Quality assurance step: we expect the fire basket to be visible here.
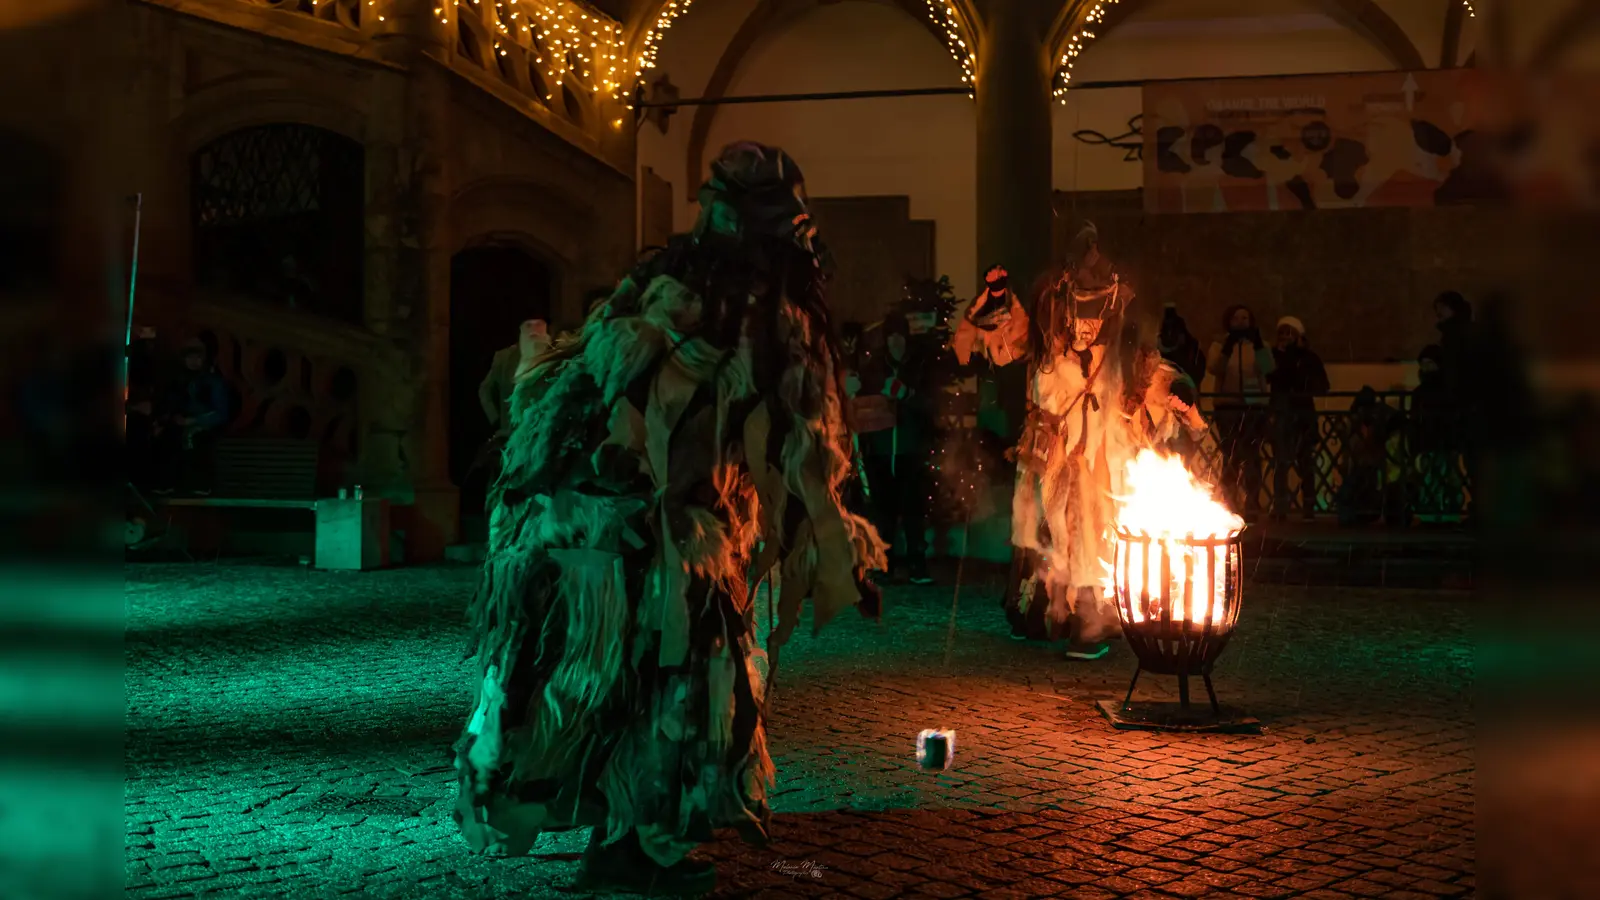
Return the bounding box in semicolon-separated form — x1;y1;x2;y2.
1111;526;1244;715
1096;451;1259;732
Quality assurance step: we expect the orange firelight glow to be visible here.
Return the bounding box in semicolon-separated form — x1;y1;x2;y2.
1105;450;1244;628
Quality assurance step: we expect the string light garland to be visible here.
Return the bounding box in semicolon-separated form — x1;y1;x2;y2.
1055;0;1475;102
1053;0;1119;104
442;0;627;102
630;0;694;109
922;0;976;94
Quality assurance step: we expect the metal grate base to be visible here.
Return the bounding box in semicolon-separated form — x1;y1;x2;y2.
1096;699;1263;734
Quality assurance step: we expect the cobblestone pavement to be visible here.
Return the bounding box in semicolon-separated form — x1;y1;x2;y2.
126;561;1473;899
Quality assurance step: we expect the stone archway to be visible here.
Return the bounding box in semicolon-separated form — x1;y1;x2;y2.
447;241;555;538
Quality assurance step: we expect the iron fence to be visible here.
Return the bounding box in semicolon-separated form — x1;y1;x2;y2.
1191;391;1473;524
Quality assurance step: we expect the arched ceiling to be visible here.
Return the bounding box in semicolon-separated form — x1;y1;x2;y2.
680;0;974;191
615;0;1493;98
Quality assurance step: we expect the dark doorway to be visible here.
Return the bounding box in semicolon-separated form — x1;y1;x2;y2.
449;244;553;540
0;130;63;299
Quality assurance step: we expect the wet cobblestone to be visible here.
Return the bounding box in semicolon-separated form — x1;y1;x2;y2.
126;561;1472;898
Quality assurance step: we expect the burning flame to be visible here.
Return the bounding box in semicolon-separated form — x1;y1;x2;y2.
1104;451;1244;627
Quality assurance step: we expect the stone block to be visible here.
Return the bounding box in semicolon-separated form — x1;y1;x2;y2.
314;498;391;571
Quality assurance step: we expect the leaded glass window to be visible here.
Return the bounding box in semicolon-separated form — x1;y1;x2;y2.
191;125;364;324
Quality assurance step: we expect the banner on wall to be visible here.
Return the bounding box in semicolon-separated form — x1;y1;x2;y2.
1141;69;1600;214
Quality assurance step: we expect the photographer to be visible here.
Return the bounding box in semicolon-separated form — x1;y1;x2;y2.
1206;305;1275;520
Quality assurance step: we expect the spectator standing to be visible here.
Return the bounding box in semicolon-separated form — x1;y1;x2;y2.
1206;305;1275;520
1337;387;1406;526
151;339;231;496
1433;291;1474;393
1409;345;1466;522
478;319;550;436
859;313;935;585
1157;304;1207;385
1267;316;1329;521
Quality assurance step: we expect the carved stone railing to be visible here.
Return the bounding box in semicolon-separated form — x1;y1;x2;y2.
240;0;364;29
188;295;406;493
139;0;628;164
449;0;626;132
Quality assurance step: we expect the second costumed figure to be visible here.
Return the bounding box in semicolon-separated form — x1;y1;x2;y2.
954;225;1142;658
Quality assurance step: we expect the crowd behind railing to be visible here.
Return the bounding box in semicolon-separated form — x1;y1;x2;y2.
1190;391;1472;526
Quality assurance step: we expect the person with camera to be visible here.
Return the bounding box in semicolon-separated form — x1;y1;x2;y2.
1206;305;1275;520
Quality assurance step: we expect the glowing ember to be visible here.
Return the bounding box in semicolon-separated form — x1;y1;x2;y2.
1105;450;1244;628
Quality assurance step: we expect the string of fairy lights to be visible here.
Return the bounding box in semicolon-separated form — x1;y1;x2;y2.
1054;0;1119;104
630;0;694;108
1054;0;1477;103
921;0;976;94
436;0;627;102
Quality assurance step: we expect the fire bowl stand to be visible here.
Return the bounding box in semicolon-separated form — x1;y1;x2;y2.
1098;529;1262;734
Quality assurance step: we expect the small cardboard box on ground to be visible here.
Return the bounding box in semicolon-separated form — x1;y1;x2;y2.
315;497;392;570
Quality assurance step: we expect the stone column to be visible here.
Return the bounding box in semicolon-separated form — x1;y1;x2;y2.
971;0;1054;441
372;0;459;561
972;0;1054;296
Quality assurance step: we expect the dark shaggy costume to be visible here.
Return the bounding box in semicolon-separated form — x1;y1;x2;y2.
452;144;885;888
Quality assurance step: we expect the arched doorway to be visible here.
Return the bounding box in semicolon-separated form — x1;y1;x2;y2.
449;243;553;539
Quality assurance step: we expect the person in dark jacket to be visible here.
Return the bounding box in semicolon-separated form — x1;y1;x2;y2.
152;339;232;495
859;313;936;584
1267;316;1329;521
1433;292;1474;396
1337;387;1405;526
1409;345;1465;522
1157;304;1207;386
1206;304;1276;520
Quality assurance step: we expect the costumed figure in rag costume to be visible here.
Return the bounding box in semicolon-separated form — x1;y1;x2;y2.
955;226;1144;659
452;142;887;895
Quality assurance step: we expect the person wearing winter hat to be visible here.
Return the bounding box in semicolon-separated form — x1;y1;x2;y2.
1267;316;1329;521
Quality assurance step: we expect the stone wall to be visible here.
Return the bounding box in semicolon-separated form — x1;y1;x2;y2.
809;195;936;325
1053;190;1515;365
91;2;636;560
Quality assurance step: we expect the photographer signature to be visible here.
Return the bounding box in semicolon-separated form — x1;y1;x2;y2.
770;859;827;880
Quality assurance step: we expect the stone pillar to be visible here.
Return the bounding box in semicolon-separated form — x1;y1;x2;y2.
372;0;459;561
972;0;1054;442
973;0;1054;296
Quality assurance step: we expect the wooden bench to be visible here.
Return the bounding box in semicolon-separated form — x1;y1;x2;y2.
162;439;390;570
165;438;320;510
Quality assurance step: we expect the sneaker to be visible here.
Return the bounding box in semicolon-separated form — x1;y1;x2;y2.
1064;641;1110;661
151;487;174;496
192;487;213;497
908;561;933;585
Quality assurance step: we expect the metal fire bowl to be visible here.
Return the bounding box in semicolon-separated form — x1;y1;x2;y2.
1120;622;1237;676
